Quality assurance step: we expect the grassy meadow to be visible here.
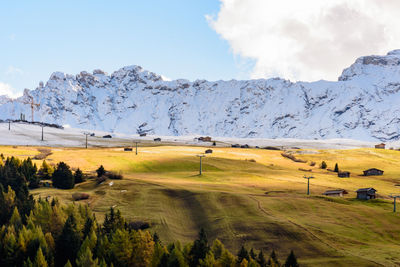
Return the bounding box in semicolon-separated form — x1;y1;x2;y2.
1;145;400;266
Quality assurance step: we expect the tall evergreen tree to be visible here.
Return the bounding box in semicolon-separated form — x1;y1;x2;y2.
74;168;84;184
257;250;267;267
268;250;280;267
56;214;81;266
189;228;209;267
33;247;48;267
102;207;125;235
237;245;250;263
284;250;299;267
334;163;339;172
52;162;74;189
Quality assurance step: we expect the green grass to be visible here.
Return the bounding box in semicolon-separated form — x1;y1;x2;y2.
3;145;400;266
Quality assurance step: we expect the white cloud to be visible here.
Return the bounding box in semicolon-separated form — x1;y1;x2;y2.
207;0;400;81
5;66;23;76
9;34;16;41
0;82;22;98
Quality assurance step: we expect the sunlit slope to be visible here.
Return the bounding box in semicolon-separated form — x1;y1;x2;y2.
2;145;400;266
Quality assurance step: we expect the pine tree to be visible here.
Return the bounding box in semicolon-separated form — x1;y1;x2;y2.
74;168;84;184
268;250;280;266
33;247;48;267
284;250;299;267
102;207;125;235
334;163;339;172
189;228;209;267
257;250;267;267
38;160;53;180
9;206;22;229
168;247;186;267
96;166;106;178
55;214;81;266
52;162;74;189
76;245;98;267
237;245;250;263
249;248;256;260
211;239;224;260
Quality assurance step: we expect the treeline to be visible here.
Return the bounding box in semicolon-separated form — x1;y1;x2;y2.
0;155;299;266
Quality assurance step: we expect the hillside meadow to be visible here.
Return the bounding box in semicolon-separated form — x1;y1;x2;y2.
1;145;400;266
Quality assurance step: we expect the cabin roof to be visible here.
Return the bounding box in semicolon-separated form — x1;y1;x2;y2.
356;187;377;193
323;189;348;195
363;168;383;172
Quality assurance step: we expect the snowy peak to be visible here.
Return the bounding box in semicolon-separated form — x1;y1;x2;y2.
1;51;400;141
339;50;400;81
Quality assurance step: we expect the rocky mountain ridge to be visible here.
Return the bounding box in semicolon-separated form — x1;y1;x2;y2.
1;51;400;141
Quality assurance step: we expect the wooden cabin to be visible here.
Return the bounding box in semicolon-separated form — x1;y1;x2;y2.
124;148;133;151
338;171;350;178
356;188;377;200
323;189;348;197
375;143;386;149
205;149;213;154
154;138;161;142
363;168;384;176
199;136;212;142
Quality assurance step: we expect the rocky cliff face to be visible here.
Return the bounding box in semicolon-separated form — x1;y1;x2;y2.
1;51;400;141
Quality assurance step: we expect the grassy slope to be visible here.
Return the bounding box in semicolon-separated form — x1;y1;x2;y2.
1;145;400;266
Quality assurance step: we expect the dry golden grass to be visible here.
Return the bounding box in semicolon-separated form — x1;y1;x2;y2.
2;145;400;266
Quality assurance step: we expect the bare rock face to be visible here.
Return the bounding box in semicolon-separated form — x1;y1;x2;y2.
1;50;400;141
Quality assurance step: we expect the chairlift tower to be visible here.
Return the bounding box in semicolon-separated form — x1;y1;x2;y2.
196;154;206;175
84;133;91;149
41;123;44;141
389;194;400;212
303;175;315;195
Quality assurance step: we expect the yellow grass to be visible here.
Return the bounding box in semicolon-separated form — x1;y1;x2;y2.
2;145;400;266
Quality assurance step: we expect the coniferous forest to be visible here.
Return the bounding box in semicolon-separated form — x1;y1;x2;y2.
0;155;299;267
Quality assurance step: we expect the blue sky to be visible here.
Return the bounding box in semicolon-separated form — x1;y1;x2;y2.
0;0;248;96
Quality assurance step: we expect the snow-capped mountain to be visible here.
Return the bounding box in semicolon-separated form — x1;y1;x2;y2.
1;50;400;141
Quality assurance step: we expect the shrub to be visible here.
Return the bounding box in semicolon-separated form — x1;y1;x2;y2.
321;161;327;169
96;176;107;184
126;221;150;230
309;161;316;166
71;192;90;201
33;148;52;160
105;171;123;180
96;165;106;177
74;168;84;183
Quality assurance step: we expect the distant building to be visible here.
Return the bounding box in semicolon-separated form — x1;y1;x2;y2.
124;148;133;151
338;171;350;178
323;189;348;197
205;149;213;154
375;143;386;149
199;136;212;142
154;138;161;141
103;135;112;138
363;168;384;176
356;188;377;200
